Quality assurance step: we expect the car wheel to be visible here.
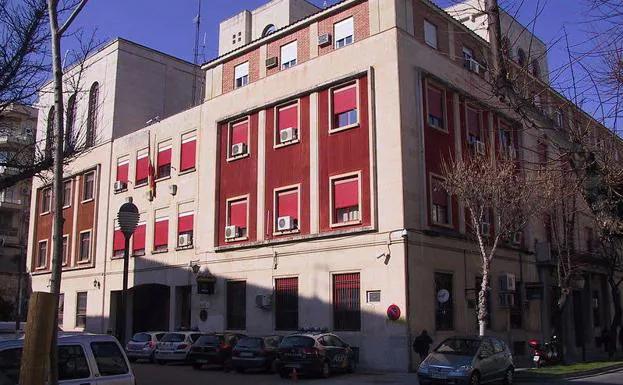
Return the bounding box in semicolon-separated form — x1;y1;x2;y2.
503;367;514;385
223;359;232;372
192;363;203;370
267;360;277;373
156;360;165;366
470;372;480;385
149;354;155;364
347;358;356;373
321;361;331;378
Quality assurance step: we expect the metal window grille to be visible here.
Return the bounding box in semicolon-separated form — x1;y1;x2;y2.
435;273;454;330
333;273;360;331
226;281;246;330
275;277;298;330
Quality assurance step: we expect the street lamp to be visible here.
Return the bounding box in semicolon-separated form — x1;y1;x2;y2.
117;198;139;345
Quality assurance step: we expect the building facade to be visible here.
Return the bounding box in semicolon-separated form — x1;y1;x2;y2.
27;0;618;371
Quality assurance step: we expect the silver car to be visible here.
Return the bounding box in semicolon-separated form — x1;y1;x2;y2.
417;336;514;385
125;331;166;363
154;331;203;365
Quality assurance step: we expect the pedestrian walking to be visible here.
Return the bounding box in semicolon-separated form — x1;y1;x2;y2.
413;330;433;361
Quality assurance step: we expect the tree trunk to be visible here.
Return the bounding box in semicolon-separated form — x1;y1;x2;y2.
478;258;492;336
553;291;568;364
46;1;65;384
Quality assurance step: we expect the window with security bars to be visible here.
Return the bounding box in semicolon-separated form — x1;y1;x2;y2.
435;272;454;331
333;273;360;331
227;281;246;330
76;292;87;328
510;281;523;329
275;277;298;330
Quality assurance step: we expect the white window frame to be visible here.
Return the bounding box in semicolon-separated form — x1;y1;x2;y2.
225;194;250;242
227;117;251;161
329;80;360;134
429;173;452;227
75;291;87;329
40;187;51;215
424;20;438;49
82;171;95;203
280;41;298;69
153;215;170;253
62;234;69;266
133;220;147;257
329;171;362;228
156;140;173;181
234;62;249;88
424;79;448;133
273;100;301;148
77;229;92;264
135;148;149;187
36;239;48;270
273;184;301;235
180;131;198;173
62;180;72;208
334;17;354;49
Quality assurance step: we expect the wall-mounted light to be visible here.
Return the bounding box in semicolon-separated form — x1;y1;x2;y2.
170;184;178;196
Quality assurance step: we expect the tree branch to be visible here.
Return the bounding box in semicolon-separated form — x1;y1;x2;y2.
58;0;88;35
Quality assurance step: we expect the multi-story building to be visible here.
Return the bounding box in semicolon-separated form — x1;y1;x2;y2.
0;104;37;318
27;0;617;371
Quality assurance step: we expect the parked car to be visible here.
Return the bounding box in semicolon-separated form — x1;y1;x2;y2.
188;332;246;370
154;331;203;365
125;331;166;363
417;336;514;385
231;335;283;373
276;331;357;379
0;333;135;385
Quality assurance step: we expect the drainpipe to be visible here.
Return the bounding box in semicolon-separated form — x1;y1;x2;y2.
403;229;413;372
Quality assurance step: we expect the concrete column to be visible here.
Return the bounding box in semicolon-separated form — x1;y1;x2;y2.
257;110;266;240
259;45;267;79
168;285;176;331
309;22;319;59
309;93;319;233
453;93;465;233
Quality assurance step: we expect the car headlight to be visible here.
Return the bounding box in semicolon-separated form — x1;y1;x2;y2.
418;362;430;373
450;365;472;376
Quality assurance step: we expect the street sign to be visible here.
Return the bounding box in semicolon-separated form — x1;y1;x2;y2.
387;304;401;321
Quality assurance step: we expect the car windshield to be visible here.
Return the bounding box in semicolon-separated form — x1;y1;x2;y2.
131;333;151;342
197;335;222;345
237;337;262;348
280;336;315;348
434;338;481;356
161;333;185;343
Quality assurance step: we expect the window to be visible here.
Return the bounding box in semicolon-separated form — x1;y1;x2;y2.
62;235;68;265
538;142;548;164
234;62;249;88
331;175;360;225
76;292;87;328
554;109;564;128
276;103;299;145
585;227;593;252
62;180;72;207
226;281;246;330
435;272;454;330
86;82;99;147
499;127;512;149
229;119;249;158
474;276;491;329
135;149;149;186
275;277;299;330
333;273;360;331
426;84;444;129
157;142;172;179
177;211;194;246
82;171;95;201
46;106;55;159
116;157;129;183
180;133;197;172
90;341;129;376
79;231;91;262
510;281;523;329
37;240;47;269
227;198;248;238
280;41;297;69
154;216;169;252
41;188;51;213
531;59;540;78
466;106;481;143
58;293;64;326
275;188;299;232
431;177;450;225
262;24;277;37
462;46;473;69
331;83;358;130
66;93;77;150
113;226;124;258
424;20;438;49
58;345;90;380
334;17;354;48
517;48;526;66
133;221;146;256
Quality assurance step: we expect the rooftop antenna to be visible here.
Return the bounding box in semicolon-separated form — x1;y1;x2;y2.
191;0;202;106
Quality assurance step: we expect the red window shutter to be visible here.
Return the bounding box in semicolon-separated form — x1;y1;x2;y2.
178;212;194;234
157;147;171;167
467;109;479;136
277;190;298;218
276;277;298;292
154;218;169;247
133;223;146;251
229;200;247;228
180;138;196;171
427;87;443;117
231;122;248;145
113;229;124;252
116;162;129;183
333;86;357;114
278;105;298;130
334;178;359;209
334;273;360;290
431;178;447;205
136;156;148;182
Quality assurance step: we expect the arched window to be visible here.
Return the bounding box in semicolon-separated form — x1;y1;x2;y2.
262;24;276;37
86;82;98;148
65;93;77;151
531;59;541;78
517;48;526;67
46;107;55;159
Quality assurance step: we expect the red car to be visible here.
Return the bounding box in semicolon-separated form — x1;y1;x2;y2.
188;333;245;370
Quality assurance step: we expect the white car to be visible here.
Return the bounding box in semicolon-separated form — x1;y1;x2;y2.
0;333;136;385
154;331;203;365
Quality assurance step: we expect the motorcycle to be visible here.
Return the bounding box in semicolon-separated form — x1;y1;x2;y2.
528;336;560;367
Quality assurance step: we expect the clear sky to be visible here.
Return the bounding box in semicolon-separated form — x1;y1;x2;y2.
66;0;605;122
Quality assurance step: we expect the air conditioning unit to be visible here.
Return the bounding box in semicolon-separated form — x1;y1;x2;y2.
255;294;272;310
473;140;485;155
500;273;517;292
480;222;490;236
499;293;516;307
279;127;297;143
277;216;295;231
113;180;127;192
266;56;278;69
469;59;481;73
512;231;522;245
231;143;247;157
507;146;517;159
225;225;239;240
178;233;193;247
318;33;331;47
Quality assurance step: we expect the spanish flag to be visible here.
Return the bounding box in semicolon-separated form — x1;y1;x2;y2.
148;135;156;199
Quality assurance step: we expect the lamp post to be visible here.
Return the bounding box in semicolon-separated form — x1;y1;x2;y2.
117;199;139;345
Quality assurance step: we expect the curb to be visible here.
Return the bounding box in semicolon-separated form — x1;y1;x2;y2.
516;363;623;382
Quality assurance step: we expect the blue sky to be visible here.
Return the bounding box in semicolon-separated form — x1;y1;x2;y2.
67;0;604;120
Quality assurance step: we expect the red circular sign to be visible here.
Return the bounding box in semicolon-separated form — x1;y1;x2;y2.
387;304;401;320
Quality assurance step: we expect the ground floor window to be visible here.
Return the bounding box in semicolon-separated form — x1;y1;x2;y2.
226;281;246;330
333;273;360;331
510;282;523;329
275;277;298;330
435;272;454;330
76;292;87;328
